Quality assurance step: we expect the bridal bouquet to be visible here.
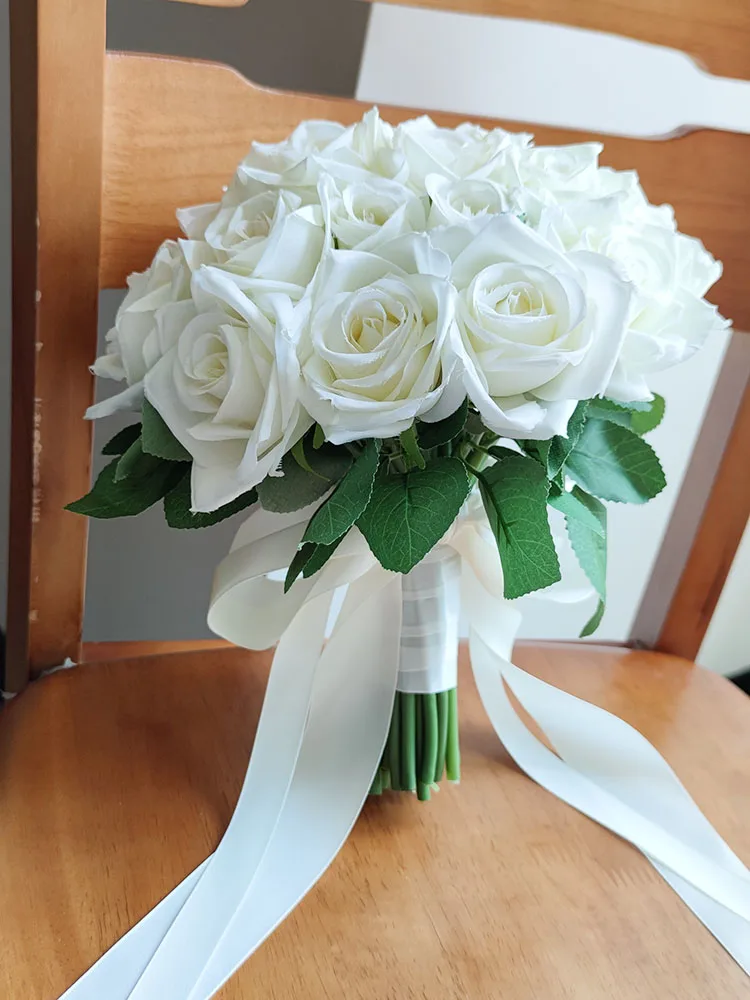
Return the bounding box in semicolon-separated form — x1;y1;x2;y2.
71;110;725;801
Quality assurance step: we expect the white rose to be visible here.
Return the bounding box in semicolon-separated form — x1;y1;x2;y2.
399;117;526;192
176;202;221;240
144;267;310;511
532;171;672;255
445;215;633;438
514;142;603;197
586;166;676;231
498;142;607;228
425;174;509;231
215;195;326;290
178;179;325;288
87;239;211;418
315;108;409;184
176;182;309;245
202;184;304;253
298;234;463;443
237;119;345;189
604;228;727;399
608;291;726;401
536;191;727;400
319;173;427;251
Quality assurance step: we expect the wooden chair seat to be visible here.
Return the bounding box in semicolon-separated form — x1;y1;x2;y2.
1;644;748;999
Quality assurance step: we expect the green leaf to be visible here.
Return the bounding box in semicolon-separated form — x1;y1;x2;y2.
566;419;666;504
142;399;192;462
549;487;606;538
552;486;607;637
417;398;469;449
302;440;380;546
548;472;565;498
312;424;326;450
587;396;665;435
561;489;607;594
602;397;652;412
568;522;606;603
357;457;472;573
522;401;588;479
283;535;345;592
477;454;561;599
257;445;353;513
399;424;426;470
101;424;141;456
115;436;162;483
163;472;257;529
303;536;346;577
587;399;634;429
291;437;317;474
66;457;184;519
631;394;665;435
284;544;317;593
580;600;606;638
465;410;486;436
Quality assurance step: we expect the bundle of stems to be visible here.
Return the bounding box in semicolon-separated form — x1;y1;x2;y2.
370;689;460;801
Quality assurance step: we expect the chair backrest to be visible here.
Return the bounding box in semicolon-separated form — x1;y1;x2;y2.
6;0;749;690
365;0;750;78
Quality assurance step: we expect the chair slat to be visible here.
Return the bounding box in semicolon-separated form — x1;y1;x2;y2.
657;377;750;659
361;0;750;80
102;53;750;332
170;0;249;5
6;0;106;688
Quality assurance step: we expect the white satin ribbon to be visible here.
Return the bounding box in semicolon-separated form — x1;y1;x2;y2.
60;505;750;999
398;549;461;694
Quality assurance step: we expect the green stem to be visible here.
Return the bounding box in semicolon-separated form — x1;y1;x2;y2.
399;424;426;470
417;780;432;801
434;690;450;783
420;694;439;789
400;693;417;792
465;448;492;472
415;693;423;781
388;692;401;792
446;687;461;782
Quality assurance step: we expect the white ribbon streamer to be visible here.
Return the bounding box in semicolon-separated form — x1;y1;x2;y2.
60;505;750;999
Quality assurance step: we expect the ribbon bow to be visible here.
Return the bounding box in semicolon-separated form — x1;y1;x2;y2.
62;506;750;999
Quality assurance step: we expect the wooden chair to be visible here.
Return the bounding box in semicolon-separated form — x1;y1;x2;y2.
3;0;749;996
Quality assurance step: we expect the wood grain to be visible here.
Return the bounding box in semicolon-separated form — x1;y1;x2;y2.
6;0;106;689
364;0;750;80
1;643;748;998
657;376;750;660
101;53;750;333
81;638;231;661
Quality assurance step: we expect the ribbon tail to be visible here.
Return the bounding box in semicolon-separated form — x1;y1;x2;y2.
469;630;750;973
125;589;336;999
185;567;403;1000
58;863;209;999
654;865;750;975
60;589;334;1000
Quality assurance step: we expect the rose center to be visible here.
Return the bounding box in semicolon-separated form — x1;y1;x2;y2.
491;281;546;318
350;194;392;227
189;332;230;400
449;185;502;218
243;212;273;239
347;302;402;352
